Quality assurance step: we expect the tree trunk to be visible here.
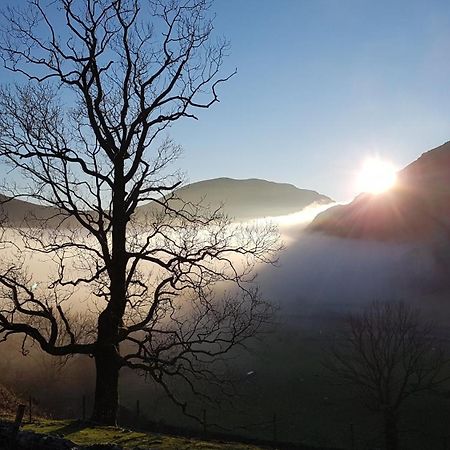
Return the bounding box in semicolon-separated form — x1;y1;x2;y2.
91;344;121;425
91;161;127;426
383;409;399;450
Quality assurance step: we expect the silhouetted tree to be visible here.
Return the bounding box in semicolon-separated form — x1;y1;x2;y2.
0;0;280;425
326;301;449;450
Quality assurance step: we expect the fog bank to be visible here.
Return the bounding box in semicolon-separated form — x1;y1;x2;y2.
256;202;450;324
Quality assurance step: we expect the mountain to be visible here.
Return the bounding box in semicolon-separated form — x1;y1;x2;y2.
0;178;332;227
137;177;333;220
0;194;64;227
308;141;450;241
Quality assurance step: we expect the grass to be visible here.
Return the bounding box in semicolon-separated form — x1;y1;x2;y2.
23;419;266;450
8;310;450;449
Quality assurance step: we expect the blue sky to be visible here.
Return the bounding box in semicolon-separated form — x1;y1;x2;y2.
172;0;450;200
3;0;450;201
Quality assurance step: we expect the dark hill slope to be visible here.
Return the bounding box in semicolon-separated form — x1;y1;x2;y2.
308;141;450;241
0;194;65;227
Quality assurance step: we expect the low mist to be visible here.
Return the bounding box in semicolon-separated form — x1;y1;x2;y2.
2;202;450;447
254;203;450;320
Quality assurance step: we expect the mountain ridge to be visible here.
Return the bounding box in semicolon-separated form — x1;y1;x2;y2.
308;141;450;241
138;177;332;220
0;178;333;226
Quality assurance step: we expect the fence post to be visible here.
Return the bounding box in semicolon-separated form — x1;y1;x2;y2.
350;423;355;450
10;404;26;449
136;400;140;424
272;412;277;443
28;395;33;423
82;395;86;421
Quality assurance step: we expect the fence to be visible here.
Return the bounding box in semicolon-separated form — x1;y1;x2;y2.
19;391;450;450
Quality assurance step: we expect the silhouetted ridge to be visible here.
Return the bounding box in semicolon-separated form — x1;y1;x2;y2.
138;177;333;220
0;194;67;227
1;178;332;227
308;141;450;241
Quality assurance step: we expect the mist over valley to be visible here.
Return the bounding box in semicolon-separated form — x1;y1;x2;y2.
2;144;450;448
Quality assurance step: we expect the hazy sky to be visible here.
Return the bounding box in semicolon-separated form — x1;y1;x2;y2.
2;0;450;201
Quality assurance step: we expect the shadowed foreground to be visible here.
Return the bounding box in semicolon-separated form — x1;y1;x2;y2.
2;419;263;450
0;418;345;450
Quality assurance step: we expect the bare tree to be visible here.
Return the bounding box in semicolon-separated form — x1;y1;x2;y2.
325;301;449;450
0;0;280;425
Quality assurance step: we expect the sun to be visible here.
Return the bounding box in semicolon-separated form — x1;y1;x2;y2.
356;157;397;195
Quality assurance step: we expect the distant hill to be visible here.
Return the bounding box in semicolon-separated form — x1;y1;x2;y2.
0;178;332;227
0;194;65;227
308;141;450;241
137;177;333;220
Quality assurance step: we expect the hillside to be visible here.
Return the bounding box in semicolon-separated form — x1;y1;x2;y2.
0;194;64;227
308;141;450;241
138;178;333;220
1;179;332;227
1;420;265;450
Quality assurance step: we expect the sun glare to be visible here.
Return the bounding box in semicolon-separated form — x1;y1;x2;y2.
356;158;397;195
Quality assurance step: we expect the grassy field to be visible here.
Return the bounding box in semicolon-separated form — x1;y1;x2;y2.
4;305;450;449
117;311;450;450
23;419;265;450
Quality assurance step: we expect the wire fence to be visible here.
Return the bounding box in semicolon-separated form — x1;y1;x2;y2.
19;392;450;450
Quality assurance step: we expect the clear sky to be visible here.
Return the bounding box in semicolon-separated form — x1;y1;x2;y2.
3;0;450;201
172;0;450;200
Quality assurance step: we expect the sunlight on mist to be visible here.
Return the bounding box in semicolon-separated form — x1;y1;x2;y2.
253;201;338;226
272;202;339;225
251;202;339;243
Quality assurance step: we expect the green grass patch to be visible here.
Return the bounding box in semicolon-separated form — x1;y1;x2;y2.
23;419;265;449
